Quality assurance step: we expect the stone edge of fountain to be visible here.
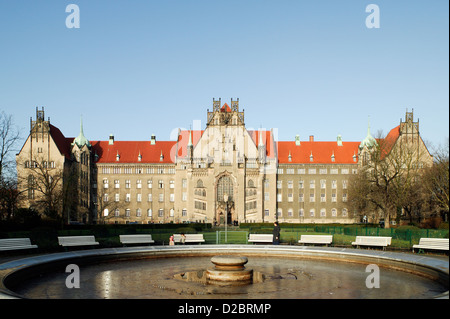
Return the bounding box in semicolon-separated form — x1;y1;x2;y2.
0;245;448;299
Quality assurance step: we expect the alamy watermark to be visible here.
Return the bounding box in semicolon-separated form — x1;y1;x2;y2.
65;4;80;29
65;264;80;288
365;264;380;288
366;4;380;29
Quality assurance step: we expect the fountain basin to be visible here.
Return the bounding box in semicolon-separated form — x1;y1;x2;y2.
0;245;448;299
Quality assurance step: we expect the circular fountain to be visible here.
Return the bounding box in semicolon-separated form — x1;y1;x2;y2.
0;245;448;299
206;255;252;284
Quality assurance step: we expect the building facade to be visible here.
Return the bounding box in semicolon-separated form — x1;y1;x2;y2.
16;100;432;225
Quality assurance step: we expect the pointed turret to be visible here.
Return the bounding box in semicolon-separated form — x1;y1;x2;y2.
359;116;377;150
187;130;194;160
72;116;91;148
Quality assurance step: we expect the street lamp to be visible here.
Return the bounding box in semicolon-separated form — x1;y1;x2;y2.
224;194;228;243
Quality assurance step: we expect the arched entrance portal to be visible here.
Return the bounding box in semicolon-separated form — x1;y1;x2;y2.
216;175;235;225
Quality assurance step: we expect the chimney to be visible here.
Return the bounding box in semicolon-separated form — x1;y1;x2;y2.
337;134;343;146
109;134;114;145
150;134;156;145
309;135;314;142
295;135;300;146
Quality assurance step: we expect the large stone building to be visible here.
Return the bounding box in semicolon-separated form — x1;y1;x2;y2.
16;100;432;225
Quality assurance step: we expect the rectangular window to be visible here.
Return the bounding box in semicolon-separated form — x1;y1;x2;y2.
277;193;282;202
331;180;337;189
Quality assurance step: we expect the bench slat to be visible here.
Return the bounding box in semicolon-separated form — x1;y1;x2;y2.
58;236;99;247
173;234;205;243
119;235;154;244
248;234;273;243
0;238;38;251
413;238;449;252
299;235;333;245
352;236;391;249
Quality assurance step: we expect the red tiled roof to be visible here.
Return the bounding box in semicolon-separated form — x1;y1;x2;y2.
176;130;204;158
91;141;177;164
49;124;73;159
379;125;400;159
220;103;231;112
277;140;360;164
248;130;276;158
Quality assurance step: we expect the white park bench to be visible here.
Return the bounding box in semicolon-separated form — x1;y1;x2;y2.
298;235;333;246
0;238;38;251
248;234;273;244
58;236;99;248
352;236;392;250
119;234;155;246
173;234;205;244
412;238;449;253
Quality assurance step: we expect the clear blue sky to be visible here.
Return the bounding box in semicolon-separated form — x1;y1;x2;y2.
1;0;448;151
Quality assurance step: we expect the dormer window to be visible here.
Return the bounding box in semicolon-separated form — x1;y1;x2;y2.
116;152;120;161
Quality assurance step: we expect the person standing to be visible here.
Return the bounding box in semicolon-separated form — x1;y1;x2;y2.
273;222;281;245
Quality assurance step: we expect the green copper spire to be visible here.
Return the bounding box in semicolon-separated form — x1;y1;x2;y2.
73;116;91;148
359;116;377;149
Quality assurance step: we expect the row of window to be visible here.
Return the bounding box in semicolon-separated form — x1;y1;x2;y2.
277;179;348;189
101;167;176;175
101;178;349;191
270;208;349;218
278;168;358;174
102;179;175;189
103;193;176;203
24;160;56;168
103;208;188;218
103;207;348;219
276;192;348;202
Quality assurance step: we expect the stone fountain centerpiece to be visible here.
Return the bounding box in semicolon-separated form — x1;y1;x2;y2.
206;255;253;284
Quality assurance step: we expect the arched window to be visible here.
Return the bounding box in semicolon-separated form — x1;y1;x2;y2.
217;175;233;202
197;179;204;188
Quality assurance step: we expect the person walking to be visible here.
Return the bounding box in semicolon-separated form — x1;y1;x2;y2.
273;221;281;245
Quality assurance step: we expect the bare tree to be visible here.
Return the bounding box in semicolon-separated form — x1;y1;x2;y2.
422;139;449;216
349;130;431;228
0;111;21;179
16;155;80;223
